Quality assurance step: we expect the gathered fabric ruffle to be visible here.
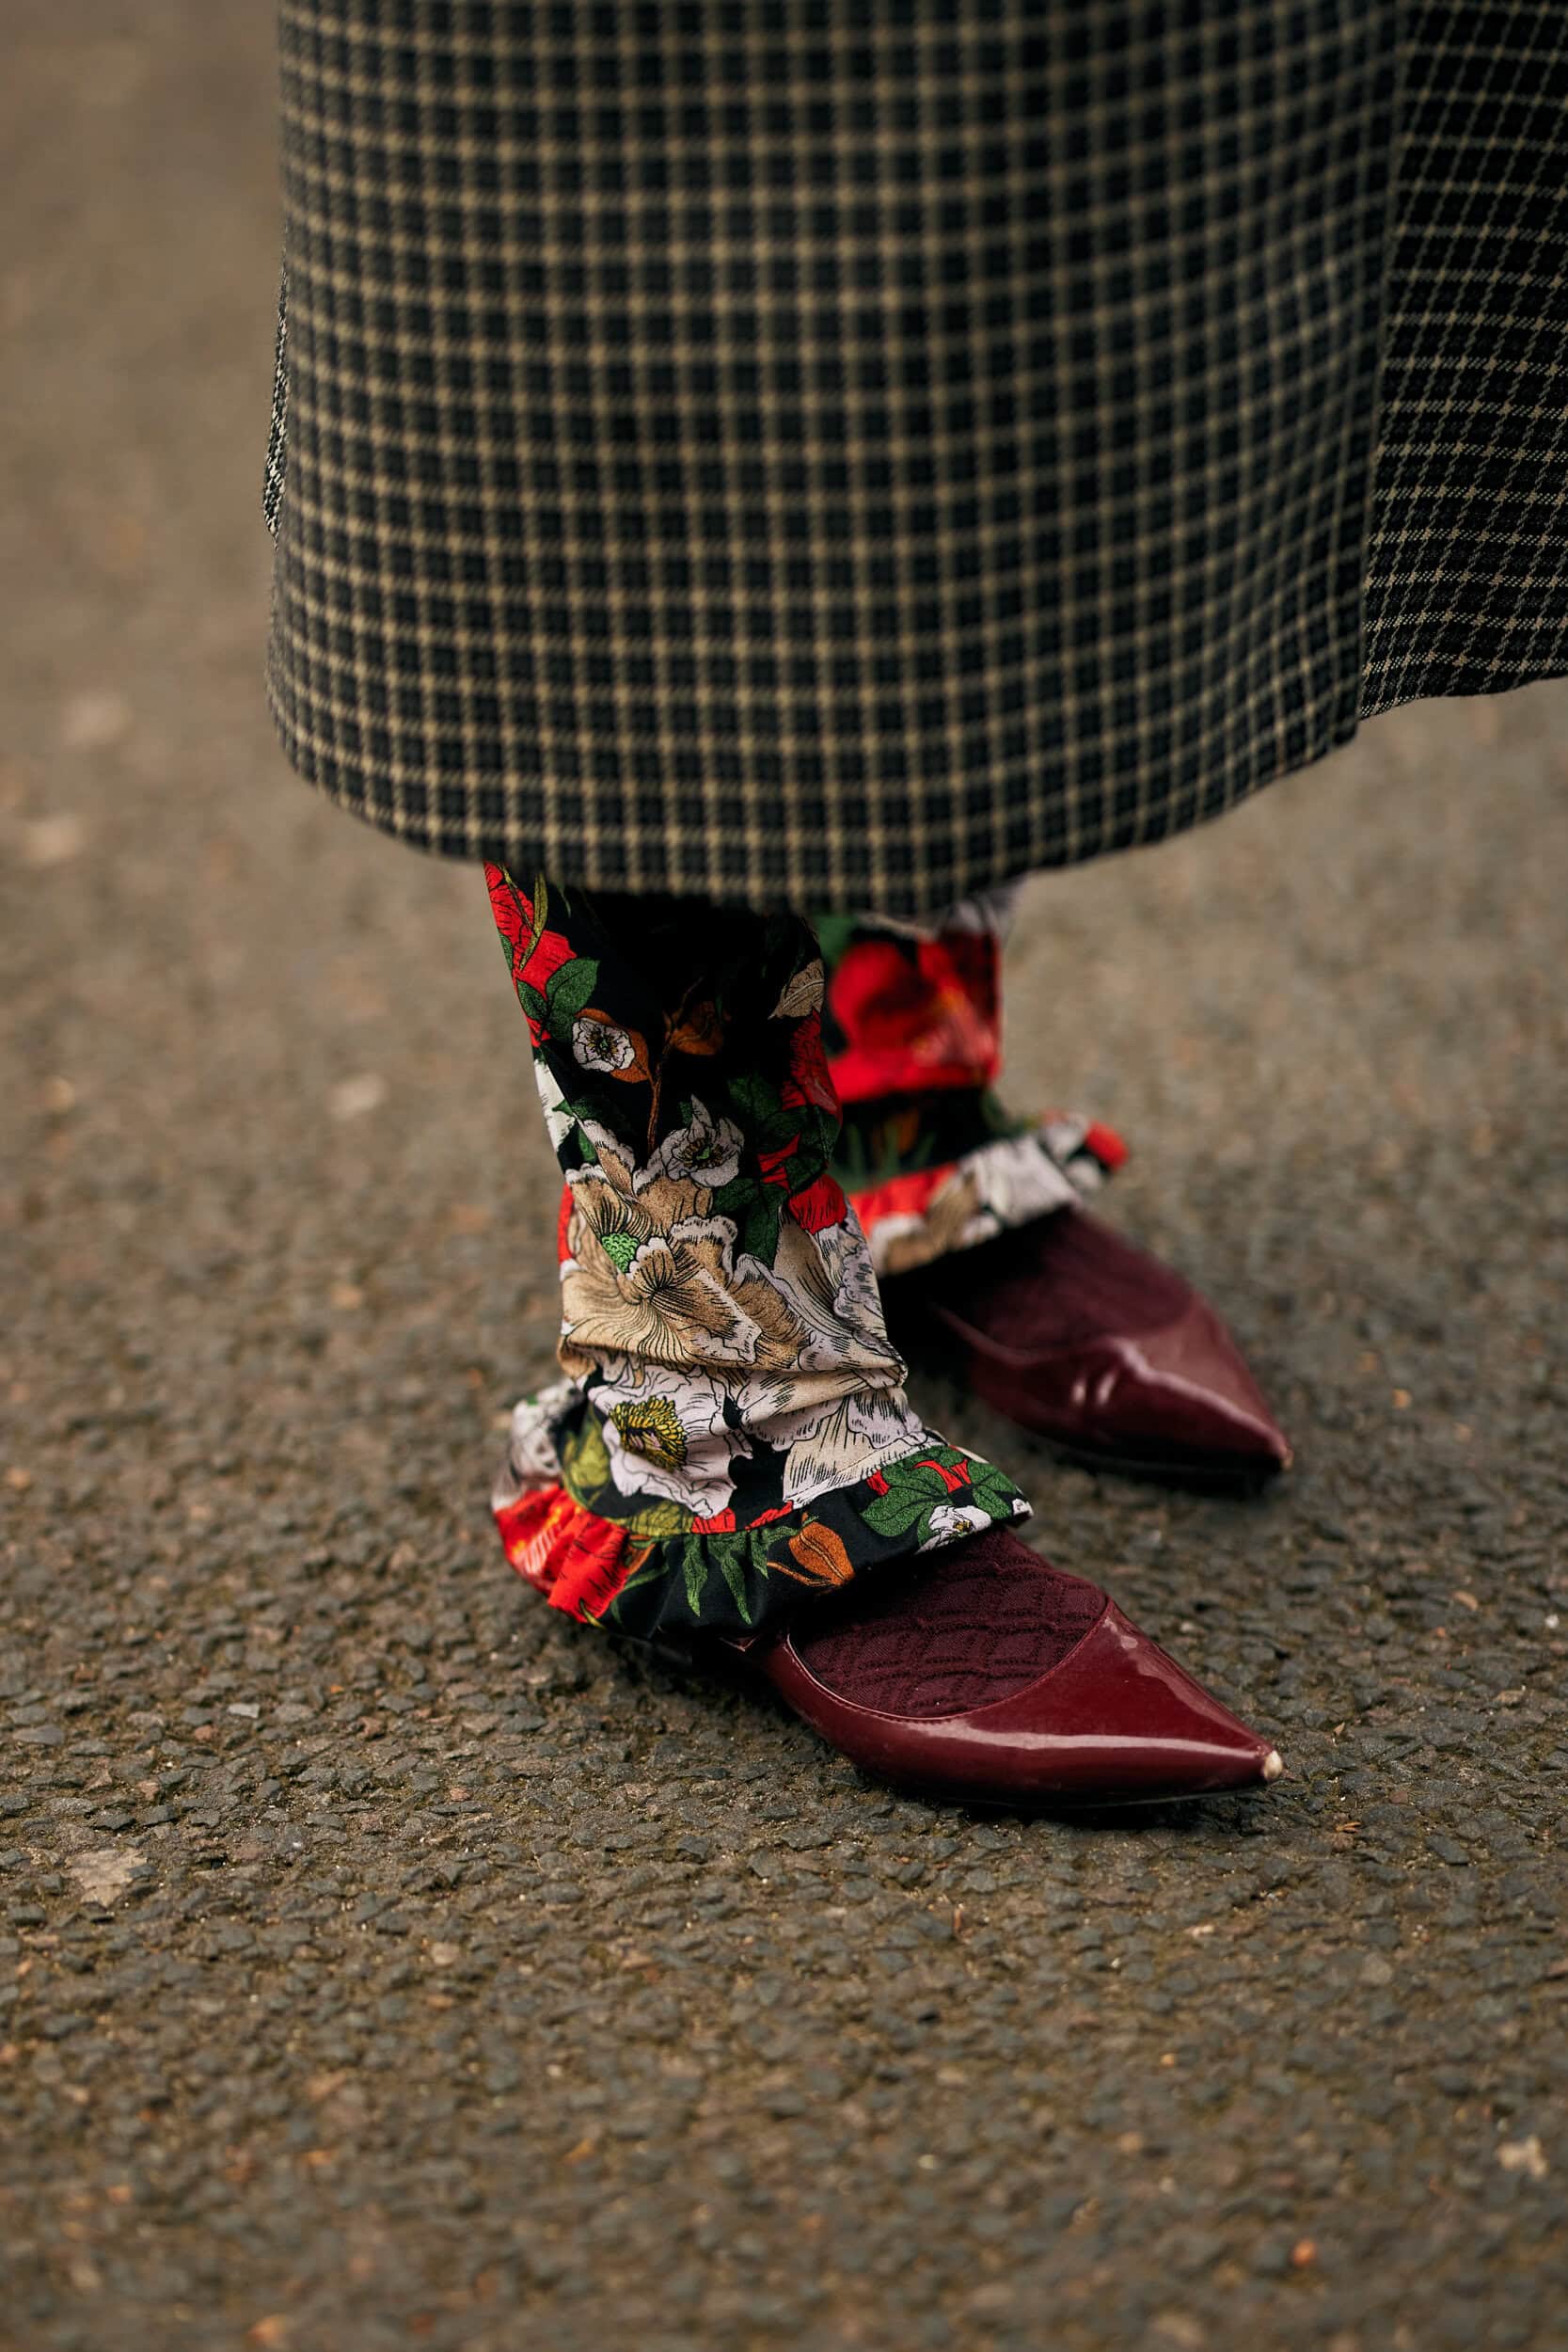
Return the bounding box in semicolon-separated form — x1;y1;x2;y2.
843;1105;1127;1279
493;1381;1028;1643
483;865;1033;1642
817;894;1128;1276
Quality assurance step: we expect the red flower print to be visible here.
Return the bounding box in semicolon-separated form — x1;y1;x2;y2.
826;931;1002;1104
916;1456;972;1494
781;1008;840;1119
522;927;576;996
494;1486;641;1620
786;1171;848;1233
484;864;577;1046
756;1136;800;1192
553;1504;642;1623
843;1165;950;1235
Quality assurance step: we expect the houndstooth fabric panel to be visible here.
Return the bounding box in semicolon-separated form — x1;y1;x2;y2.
264;4;1566;916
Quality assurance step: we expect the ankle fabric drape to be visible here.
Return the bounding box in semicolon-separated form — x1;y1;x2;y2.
485;868;1029;1643
816;891;1128;1278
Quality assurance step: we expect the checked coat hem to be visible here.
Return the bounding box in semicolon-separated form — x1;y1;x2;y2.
264;4;1568;916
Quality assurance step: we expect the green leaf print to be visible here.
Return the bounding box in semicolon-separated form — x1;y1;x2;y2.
681;1536;708;1619
739;1193;784;1267
546;954;601;1034
712;1538;754;1626
968;1466;1022;1515
603;1552;662;1618
880;1454;953;1495
839;1114;943;1186
705;1176;759;1225
528;872;550;953
727;1073;782;1129
858;1488;934;1542
622;1499;692;1540
811;913;859;972
560;1410;613;1507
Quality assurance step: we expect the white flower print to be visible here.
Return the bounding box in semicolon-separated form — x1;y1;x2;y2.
569;1122;647;1201
861;1133;1080;1273
1040;1112;1107;1196
760;1215;905;1383
966;1133;1077;1231
920;1501;993;1549
808;1216;892;1345
531;1060;578;1158
769;1388;931;1509
593;1356;752;1518
859;1209;936;1276
572;1014;636;1073
559;1171;805;1373
637;1096;744;1195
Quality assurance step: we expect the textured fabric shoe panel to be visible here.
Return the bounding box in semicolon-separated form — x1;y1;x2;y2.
908;1208;1192;1354
790;1531;1106;1717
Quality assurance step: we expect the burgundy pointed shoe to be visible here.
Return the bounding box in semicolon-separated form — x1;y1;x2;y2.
888;1206;1291;1486
721;1529;1283;1805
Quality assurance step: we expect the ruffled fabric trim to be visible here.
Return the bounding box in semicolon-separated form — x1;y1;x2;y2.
850;1116;1128;1279
492;1382;1031;1643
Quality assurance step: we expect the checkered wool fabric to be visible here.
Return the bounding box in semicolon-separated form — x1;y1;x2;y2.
265;3;1568;917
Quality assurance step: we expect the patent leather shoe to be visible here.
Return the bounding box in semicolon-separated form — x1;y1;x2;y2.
890;1207;1291;1486
696;1528;1284;1805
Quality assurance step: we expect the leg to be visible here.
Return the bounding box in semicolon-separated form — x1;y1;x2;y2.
818;889;1123;1277
482;867;1282;1804
818;897;1291;1481
483;868;1027;1645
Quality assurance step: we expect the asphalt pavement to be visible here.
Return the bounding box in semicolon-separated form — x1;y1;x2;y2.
3;8;1566;2349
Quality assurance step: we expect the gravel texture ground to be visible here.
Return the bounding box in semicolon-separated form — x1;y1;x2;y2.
3;8;1566;2350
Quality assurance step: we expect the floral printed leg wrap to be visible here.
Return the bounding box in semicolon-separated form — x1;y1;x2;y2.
486;869;1030;1643
817;890;1129;1279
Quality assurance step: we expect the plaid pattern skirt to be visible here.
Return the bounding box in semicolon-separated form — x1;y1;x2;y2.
265;4;1568;917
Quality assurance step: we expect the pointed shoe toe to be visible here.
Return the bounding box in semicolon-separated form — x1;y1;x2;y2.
1101;1296;1292;1475
755;1530;1282;1805
916;1212;1291;1484
943;1600;1286;1802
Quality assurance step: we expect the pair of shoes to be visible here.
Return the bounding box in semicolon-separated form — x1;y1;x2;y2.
542;1210;1290;1809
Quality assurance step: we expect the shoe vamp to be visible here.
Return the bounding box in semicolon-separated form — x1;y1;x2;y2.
790;1544;1105;1717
